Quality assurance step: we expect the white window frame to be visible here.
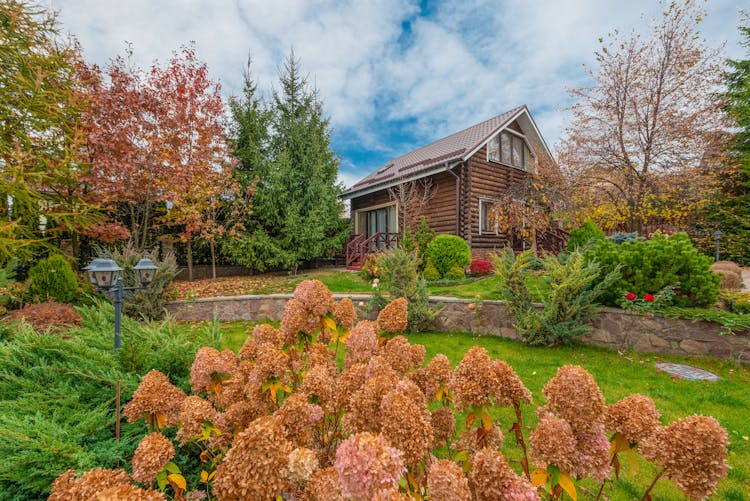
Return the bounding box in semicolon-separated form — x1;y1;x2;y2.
478;198;498;235
486;130;535;171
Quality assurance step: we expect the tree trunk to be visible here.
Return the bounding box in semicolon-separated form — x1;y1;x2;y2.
210;239;216;280
187;238;193;281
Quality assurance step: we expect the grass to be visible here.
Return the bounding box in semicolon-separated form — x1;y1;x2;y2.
190;320;750;501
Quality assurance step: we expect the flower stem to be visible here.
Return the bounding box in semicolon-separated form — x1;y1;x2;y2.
640;469;665;501
595;453;619;501
513;401;531;480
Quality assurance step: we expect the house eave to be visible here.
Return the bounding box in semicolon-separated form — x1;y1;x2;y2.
341;161;462;201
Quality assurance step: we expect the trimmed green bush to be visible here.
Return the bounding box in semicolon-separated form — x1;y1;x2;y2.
423;258;441;281
27;254;78;303
567;220;606;251
444;263;466;281
586;232;720;308
111;244;177;321
424;235;471;278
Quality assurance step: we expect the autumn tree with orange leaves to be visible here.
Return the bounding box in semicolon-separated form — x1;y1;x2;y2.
558;0;727;233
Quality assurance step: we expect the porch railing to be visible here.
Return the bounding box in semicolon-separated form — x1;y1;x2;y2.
345;232;400;269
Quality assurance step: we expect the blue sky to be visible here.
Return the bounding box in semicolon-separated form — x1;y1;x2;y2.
49;0;745;188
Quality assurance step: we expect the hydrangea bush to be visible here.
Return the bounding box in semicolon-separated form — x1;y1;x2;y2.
51;280;730;500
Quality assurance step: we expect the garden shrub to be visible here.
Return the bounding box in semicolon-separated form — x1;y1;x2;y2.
567;219;606;251
110;243;178;321
721;291;750;315
469;259;493;276
494;247;621;346
0;280;27;313
586;232;720;308
413;216;436;266
444;263;466;281
424;234;471;278
608;231;642;244
26;254;78;303
4;302;82;331
422;258;441;281
372;249;440;331
360;253;381;279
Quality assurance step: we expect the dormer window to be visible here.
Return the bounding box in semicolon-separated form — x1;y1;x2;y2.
487;131;532;170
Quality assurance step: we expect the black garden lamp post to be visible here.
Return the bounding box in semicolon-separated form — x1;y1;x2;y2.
83;255;157;350
713;230;723;262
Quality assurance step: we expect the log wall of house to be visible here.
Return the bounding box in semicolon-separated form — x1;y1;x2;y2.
466;144;530;251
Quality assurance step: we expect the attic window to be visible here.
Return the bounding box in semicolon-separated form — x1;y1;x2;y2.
487;131;532;170
376;163;393;175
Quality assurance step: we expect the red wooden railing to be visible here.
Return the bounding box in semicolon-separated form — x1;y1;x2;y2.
345;232;400;270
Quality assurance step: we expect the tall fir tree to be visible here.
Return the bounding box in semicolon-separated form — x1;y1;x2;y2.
695;15;750;264
225;51;349;271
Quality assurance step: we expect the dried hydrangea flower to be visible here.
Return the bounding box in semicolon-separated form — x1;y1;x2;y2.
639;415;729;500
254;342;289;381
123;370;186;427
343;373;399;434
189;347;239;395
280;298;319;344
305;467;343;501
252;323;284;347
450;346;499;410
455;425;504;454
332;363;367;412
530;410;577;474
222;401;254;433
238;336;257;361
300;364;334;407
377;297;408;333
542;365;605;432
213;362;252;410
213;416;292;500
380;388;433;466
334;432;406;501
293;279;335;317
344;320;379;368
365;355;400;381
492;360;532;407
471;448;539;501
274;393;324;447
411;353;452;401
131;432;175;484
333;298;357;330
283;447;319;483
307;342;338;374
604;394;661;444
175;396;218;445
94;484;166;500
49;468;131;501
49;470;78;501
427;459;471;501
381;335;423;374
431;406;456;447
571;424;611;482
243;368;277;418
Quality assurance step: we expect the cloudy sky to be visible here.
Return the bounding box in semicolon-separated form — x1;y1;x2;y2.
48;0;745;188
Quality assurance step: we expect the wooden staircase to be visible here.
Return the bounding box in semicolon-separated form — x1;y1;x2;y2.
345;232;400;270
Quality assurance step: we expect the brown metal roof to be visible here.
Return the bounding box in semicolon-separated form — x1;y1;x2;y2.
342;106;526;198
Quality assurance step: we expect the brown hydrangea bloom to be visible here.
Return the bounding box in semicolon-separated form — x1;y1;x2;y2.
300;364;334;407
293;279;335;317
543;365;605;432
307;342;338;375
274;393;324;447
380;388;433;466
305;467;343;501
333;298;357;330
343;373;399;434
381;335;422;374
571;424;611;482
123;370;187;427
222;401;254;433
455;425;504;454
530;410;577;474
317;327;332;345
131;432;175;484
639;415;729;500
254;342;289;381
604;394;661;444
252;323;284;347
175;396;218;445
450;346;499;410
365;355;400;382
281;298;320;343
94;485;166;500
471;448;539;501
334;432;405;501
411;353;452;401
332;363;367;412
238;335;257;361
492;360;532;407
213;362;252;410
243;368;277;418
427;459;471;501
49;468;131;501
431;407;456;448
377;297;408;333
189;347;239;395
282;447;319;483
344;320;379;368
213;416;292;501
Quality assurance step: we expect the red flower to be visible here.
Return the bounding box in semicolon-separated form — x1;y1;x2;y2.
643;294;655;302
625;292;637;301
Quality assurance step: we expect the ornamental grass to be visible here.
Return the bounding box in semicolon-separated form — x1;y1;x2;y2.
52;279;731;500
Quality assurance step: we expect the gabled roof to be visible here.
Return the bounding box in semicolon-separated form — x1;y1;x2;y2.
342;105;551;199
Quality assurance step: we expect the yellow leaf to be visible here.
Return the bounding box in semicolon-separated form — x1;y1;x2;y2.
435;387;444;401
322;316;337;331
339;328;350;342
167;473;187;490
208;470;216;482
626;447;640;477
531;468;548;487
481;410;492;431
465;412;476;429
200;470;208;483
558;472;577;501
155;412;166;430
610;432;630;455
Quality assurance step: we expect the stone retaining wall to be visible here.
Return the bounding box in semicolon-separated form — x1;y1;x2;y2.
166;295;750;363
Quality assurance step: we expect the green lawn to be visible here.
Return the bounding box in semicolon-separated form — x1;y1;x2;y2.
196;320;749;500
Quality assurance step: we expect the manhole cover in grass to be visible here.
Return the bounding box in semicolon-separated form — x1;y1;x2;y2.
655;362;720;381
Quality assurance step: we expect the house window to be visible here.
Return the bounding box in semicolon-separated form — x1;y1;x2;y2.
355;203;397;238
479;200;496;235
487;131;533;170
